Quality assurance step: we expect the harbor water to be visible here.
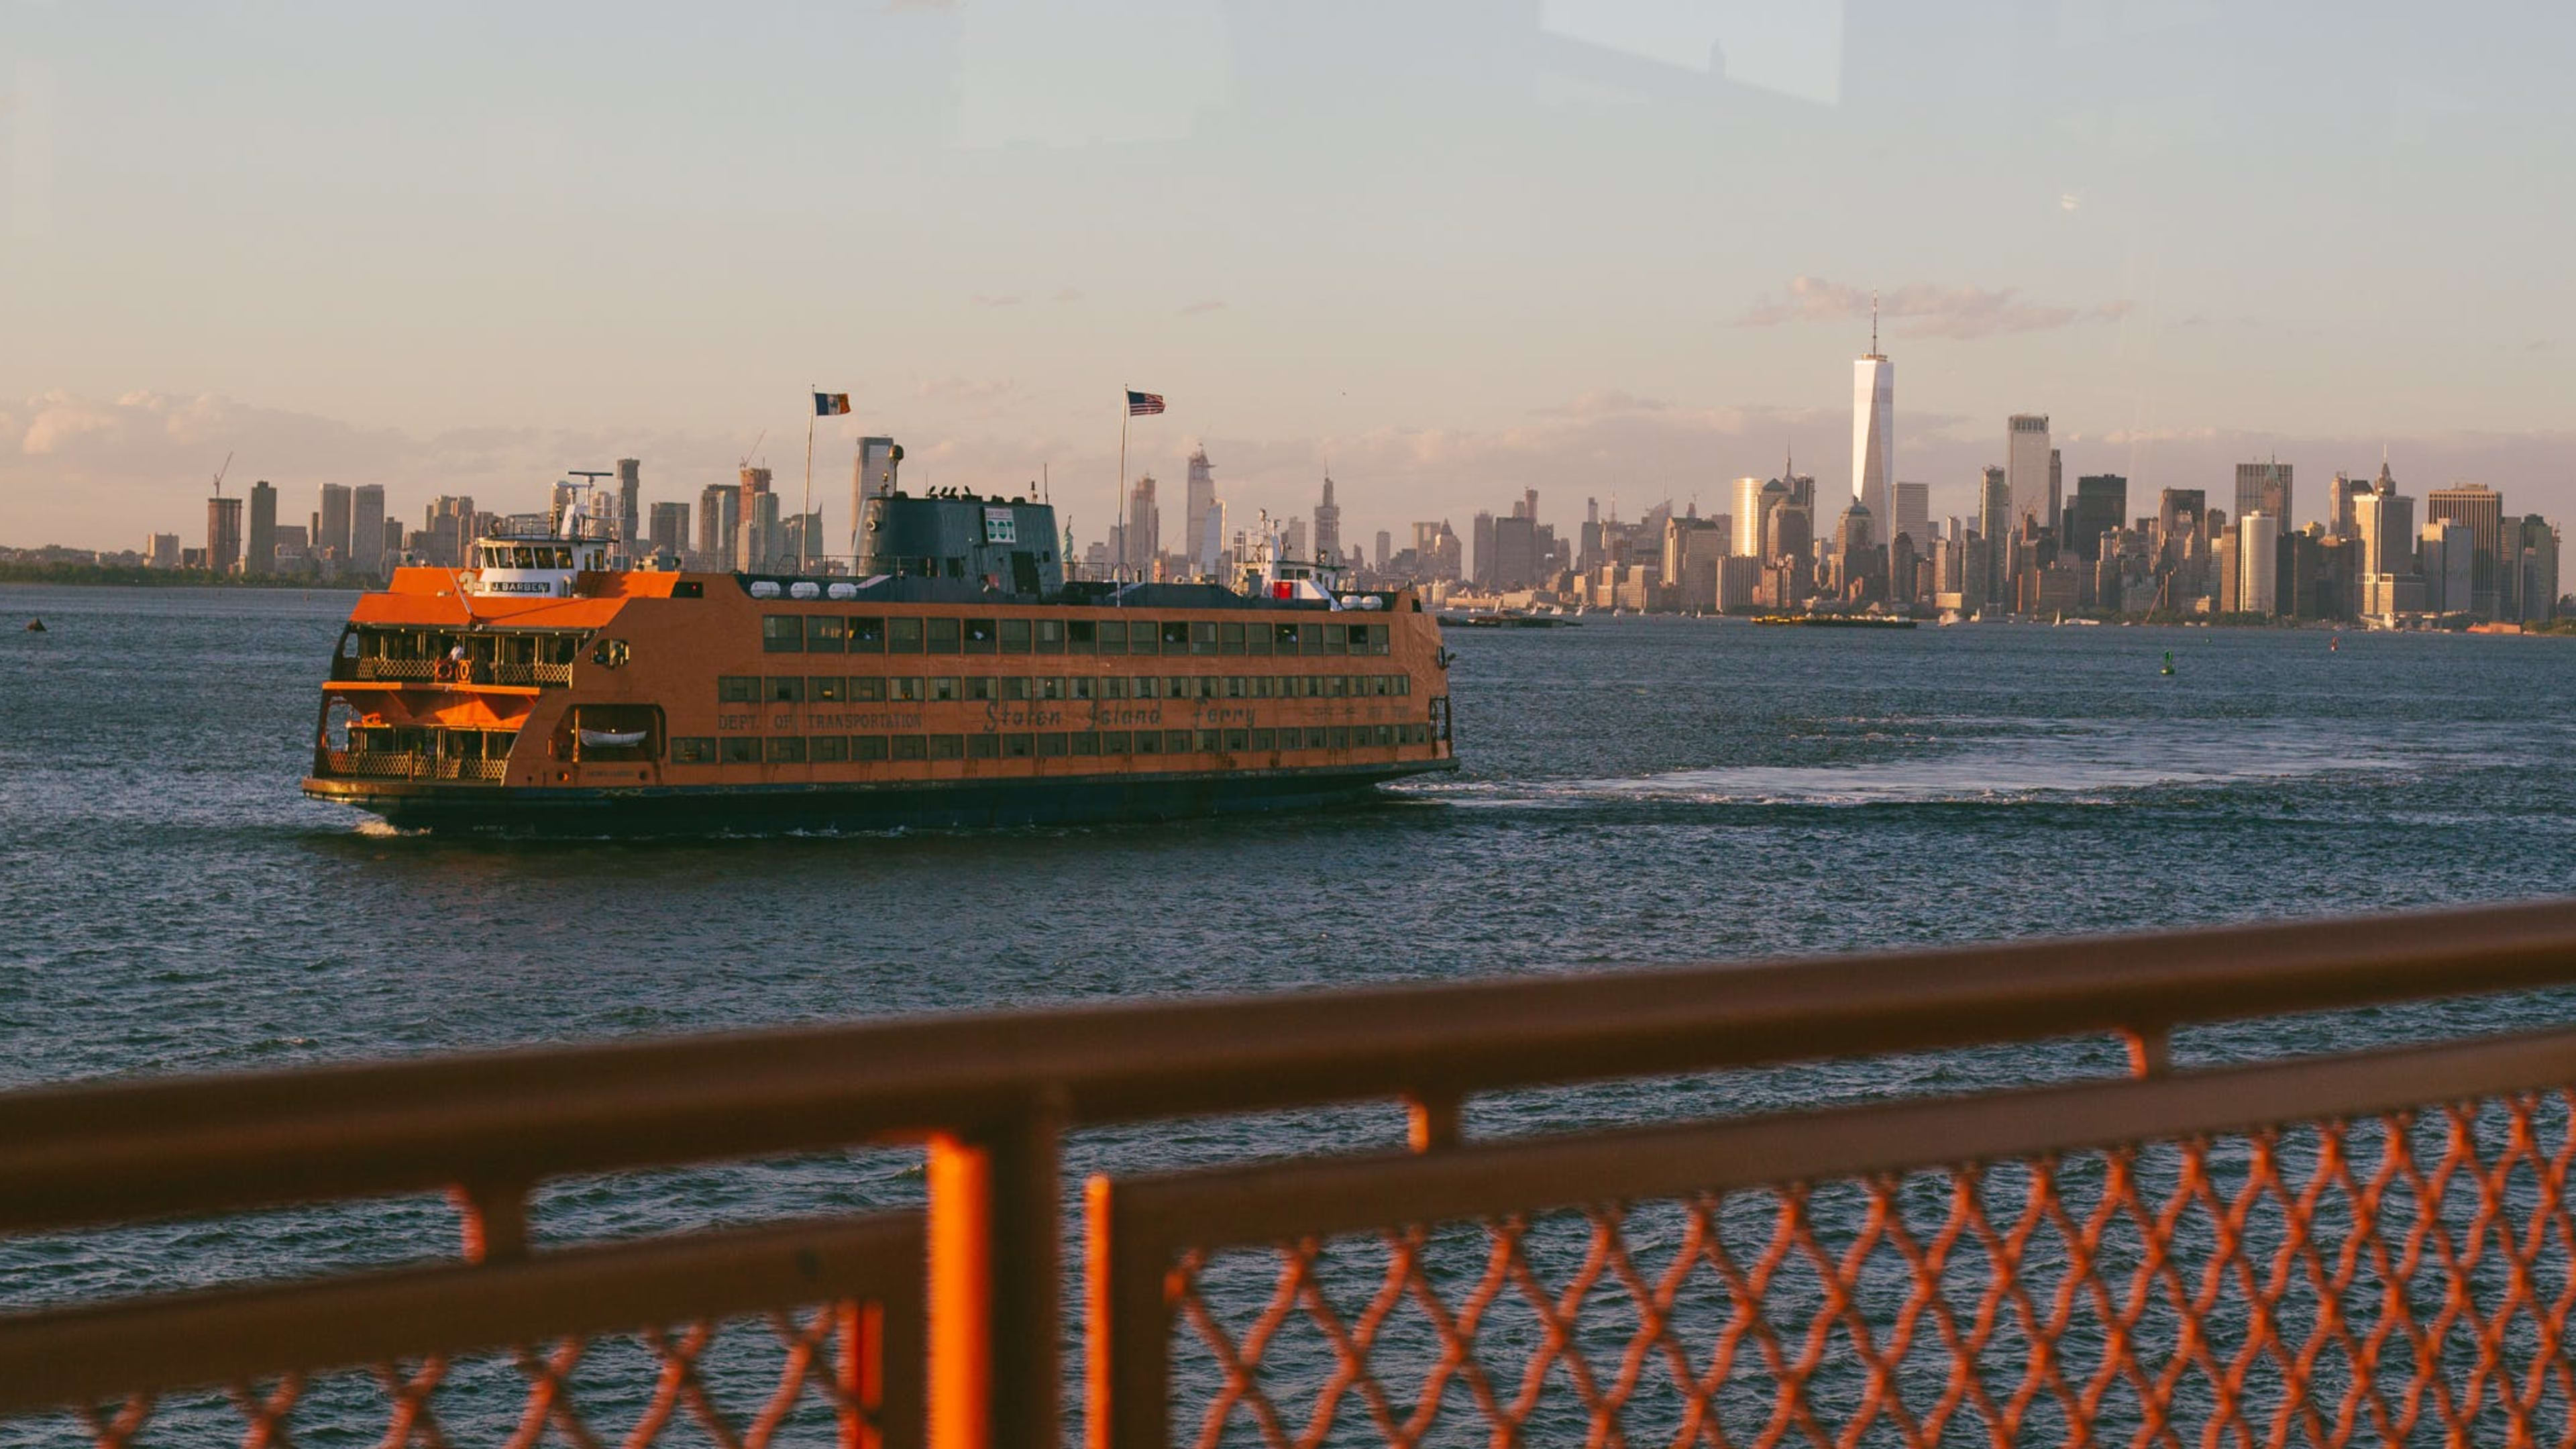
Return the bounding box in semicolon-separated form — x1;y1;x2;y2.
7;584;2576;1442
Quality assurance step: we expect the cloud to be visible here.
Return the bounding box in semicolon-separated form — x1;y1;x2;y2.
1735;276;2133;340
1051;288;1083;304
1178;299;1226;315
969;292;1024;308
912;375;1016;403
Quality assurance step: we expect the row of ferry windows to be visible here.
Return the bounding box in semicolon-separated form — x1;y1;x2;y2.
719;674;1413;704
672;723;1434;765
762;615;1393;657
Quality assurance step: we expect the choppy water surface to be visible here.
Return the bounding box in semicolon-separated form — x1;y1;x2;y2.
7;585;2576;1440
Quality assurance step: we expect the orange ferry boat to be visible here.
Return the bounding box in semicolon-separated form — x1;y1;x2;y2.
302;478;1457;831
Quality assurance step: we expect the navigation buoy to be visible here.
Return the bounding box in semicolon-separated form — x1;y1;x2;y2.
2159;649;2175;676
22;619;42;633
2330;635;2341;652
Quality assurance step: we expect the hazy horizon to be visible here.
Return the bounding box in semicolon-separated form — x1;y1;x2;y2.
5;1;2571;551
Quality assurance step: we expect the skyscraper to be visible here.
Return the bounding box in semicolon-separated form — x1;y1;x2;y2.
1852;313;1894;521
2235;460;2293;530
2426;483;2505;619
316;483;353;561
1126;474;1160;574
1185;447;1218;575
736;466;773;572
2421;521;2473;615
2328;472;2365;537
352;484;385;575
2070;475;2127;562
2240;512;2279;615
648;501;690;558
616;459;641;551
1890;482;1929;549
206;496;243;574
1313;474;1341;568
247;481;278;575
1374;529;1391;571
1978;466;2011;600
698;484;736;566
2005;416;2051;531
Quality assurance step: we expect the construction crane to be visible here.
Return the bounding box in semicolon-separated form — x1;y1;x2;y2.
210;451;233;498
739;429;766;471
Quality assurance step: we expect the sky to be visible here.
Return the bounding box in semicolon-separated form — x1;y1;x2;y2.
3;1;2573;553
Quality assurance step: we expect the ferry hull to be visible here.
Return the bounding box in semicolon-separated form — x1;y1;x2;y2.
303;759;1457;835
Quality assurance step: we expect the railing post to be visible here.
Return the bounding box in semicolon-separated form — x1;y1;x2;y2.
451;1179;529;1265
928;1089;1064;1449
2123;1026;2171;1079
1405;1090;1462;1153
1083;1176;1169;1449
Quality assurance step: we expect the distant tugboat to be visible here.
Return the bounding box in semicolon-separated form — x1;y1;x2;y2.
22;619;42;633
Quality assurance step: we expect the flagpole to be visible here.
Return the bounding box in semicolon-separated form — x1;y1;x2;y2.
1118;388;1131;586
802;386;816;574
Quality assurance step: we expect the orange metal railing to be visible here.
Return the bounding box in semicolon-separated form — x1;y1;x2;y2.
8;901;2576;1445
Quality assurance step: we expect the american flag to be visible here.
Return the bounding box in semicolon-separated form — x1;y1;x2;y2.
1126;390;1165;417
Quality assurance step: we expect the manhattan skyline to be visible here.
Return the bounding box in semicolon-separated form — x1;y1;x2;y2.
5;3;2573;549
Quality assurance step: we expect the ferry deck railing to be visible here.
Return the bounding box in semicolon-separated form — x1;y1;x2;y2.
9;902;2576;1444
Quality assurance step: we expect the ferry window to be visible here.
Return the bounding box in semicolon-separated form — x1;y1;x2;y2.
1004;733;1034;759
1191;622;1218;655
1038;678;1065;701
1307;728;1330;749
1371;676;1391;697
964;677;996;701
1133;676;1160;700
1037;733;1069;757
673;581;704;598
1220;623;1245;654
967;733;1001;759
999;619;1031;653
850;676;886;702
1375;725;1395;746
767;677;806;703
930;677;959;702
888;617;923;653
1070;677;1095;701
1226;676;1246;698
718;676;758;704
1368;625;1391;655
1161;621;1191;654
673;737;717;763
926;618;961;653
1133;731;1161;755
1169;730;1195;753
554;547;574;568
1322;676;1345;698
811;735;849;762
1250;729;1275;751
722;737;761;763
1397;677;1411;696
1165;677;1189;699
1001;677;1030;701
892;735;928;761
849;617;886;652
1329;727;1351;749
890;678;926;702
766;737;806;763
1102;677;1130;700
1326;625;1349;654
963;618;998;653
806;616;848;652
1224;729;1248;751
1032;619;1061;653
1069;731;1099;756
928;734;965;760
1096;620;1128;653
762;615;804;652
1275;623;1301;651
1100;731;1130;755
1066;620;1095;653
1298;624;1323;655
810;677;845;702
1244;625;1272;656
854;735;888;761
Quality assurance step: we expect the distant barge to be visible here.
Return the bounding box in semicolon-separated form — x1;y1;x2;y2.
1436;613;1578;629
1751;614;1919;629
